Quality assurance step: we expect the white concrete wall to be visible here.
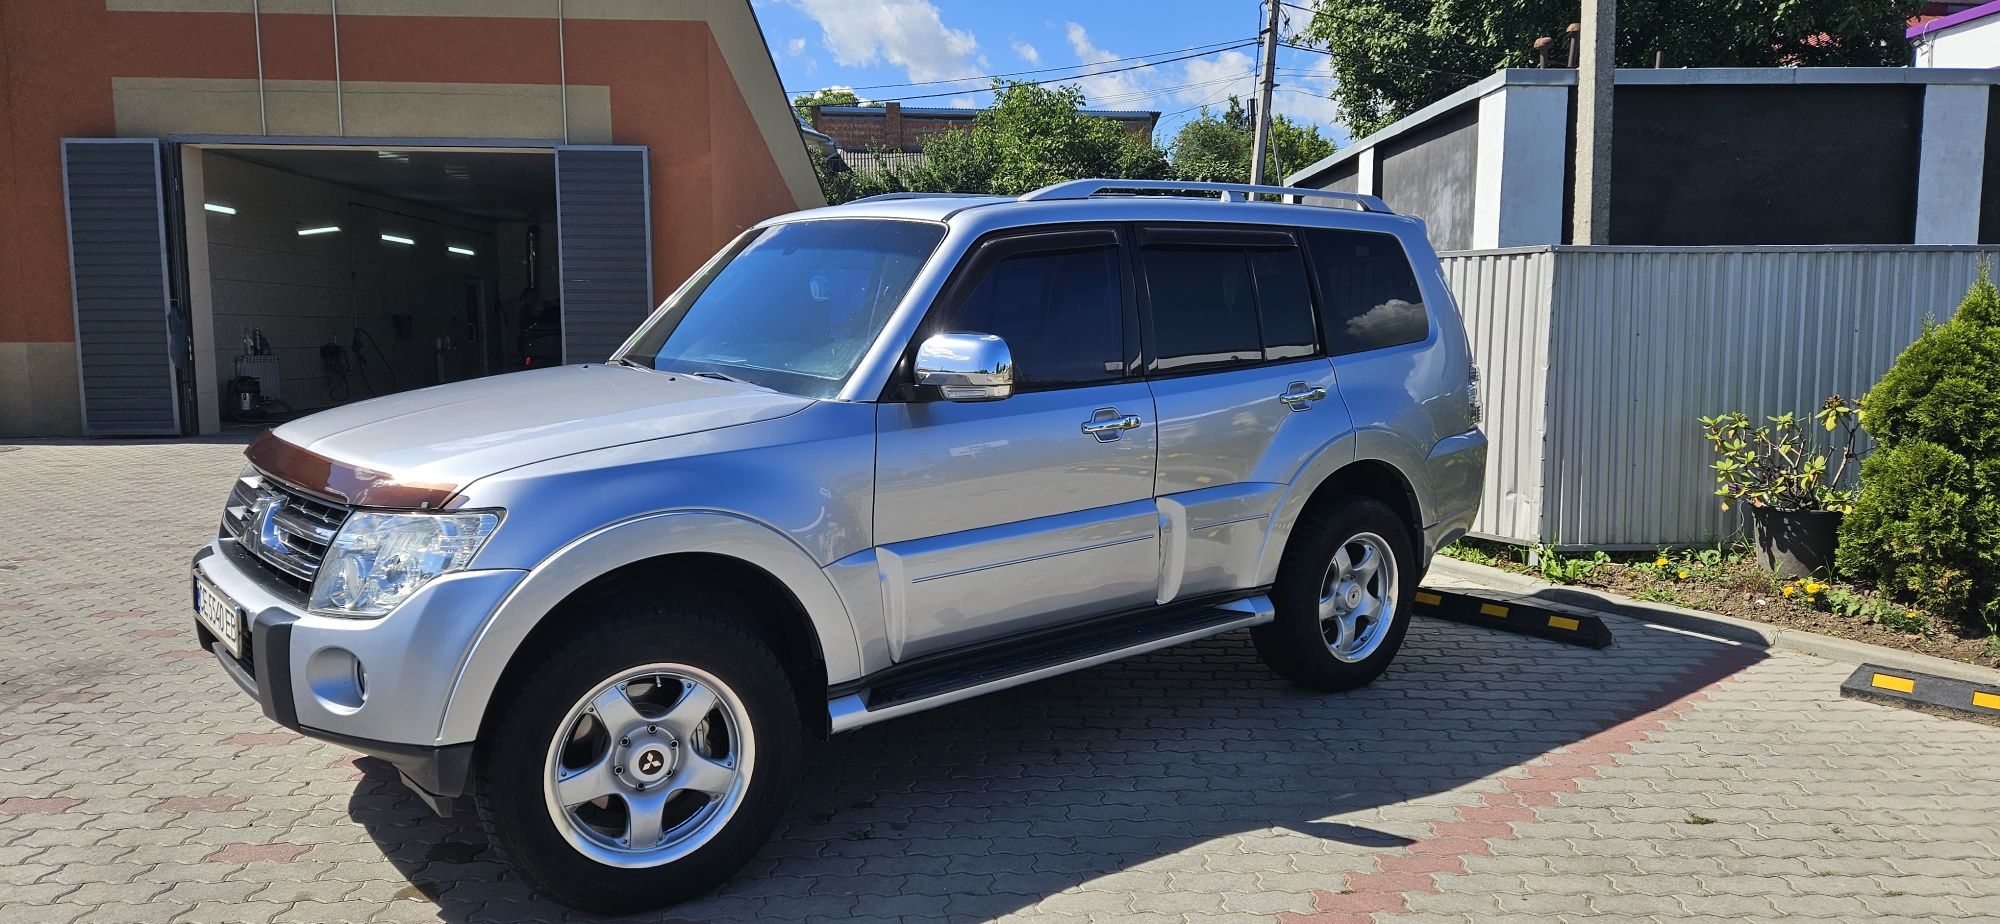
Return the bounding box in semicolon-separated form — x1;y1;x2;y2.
1913;16;2000;68
200;153;500;424
1472;84;1569;249
1915;85;1990;244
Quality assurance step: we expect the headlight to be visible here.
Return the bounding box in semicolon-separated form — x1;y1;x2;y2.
309;511;501;618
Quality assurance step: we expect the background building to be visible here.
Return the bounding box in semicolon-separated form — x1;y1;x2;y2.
810;101;1158;172
1911;1;2000;67
1;0;821;438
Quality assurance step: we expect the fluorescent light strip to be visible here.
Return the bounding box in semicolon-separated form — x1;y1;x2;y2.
380;234;416;245
203;203;236;215
447;245;476;256
297;226;341;236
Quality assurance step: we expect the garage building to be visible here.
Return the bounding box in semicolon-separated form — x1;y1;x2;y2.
1;0;822;437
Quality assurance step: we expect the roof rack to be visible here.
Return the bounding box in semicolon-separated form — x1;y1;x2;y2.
844;192;992;204
1017;179;1392;213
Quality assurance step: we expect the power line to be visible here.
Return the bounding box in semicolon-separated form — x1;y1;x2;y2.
848;42;1263;105
784;36;1257;96
1277;1;1507;55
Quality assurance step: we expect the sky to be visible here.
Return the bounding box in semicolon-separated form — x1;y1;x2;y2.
751;0;1353;148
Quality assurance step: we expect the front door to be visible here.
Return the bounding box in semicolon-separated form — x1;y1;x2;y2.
874;228;1157;661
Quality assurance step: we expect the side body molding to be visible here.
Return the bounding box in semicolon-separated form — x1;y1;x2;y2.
434;510;863;745
1249;427;1436;587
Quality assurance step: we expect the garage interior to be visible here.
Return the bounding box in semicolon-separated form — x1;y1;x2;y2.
194;146;564;428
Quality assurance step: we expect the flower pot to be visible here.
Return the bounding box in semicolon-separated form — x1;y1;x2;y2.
1750;506;1841;579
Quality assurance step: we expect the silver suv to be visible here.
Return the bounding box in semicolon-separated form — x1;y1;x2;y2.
190;179;1485;912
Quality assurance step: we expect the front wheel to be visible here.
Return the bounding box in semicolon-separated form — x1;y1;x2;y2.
473;599;803;914
1252;496;1418;691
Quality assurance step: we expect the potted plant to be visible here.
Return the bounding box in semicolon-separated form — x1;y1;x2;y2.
1700;396;1862;578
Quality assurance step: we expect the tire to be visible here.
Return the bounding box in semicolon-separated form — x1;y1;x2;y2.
1252;496;1419;691
473;594;804;914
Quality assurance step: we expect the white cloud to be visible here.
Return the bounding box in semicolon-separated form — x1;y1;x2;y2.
795;0;980;83
947;96;978;109
1063;22;1151;107
786;37;807;57
1011;40;1041;65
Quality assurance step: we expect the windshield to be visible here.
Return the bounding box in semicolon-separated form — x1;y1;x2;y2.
619;219;946;397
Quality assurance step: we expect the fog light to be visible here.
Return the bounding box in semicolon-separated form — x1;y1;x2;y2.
306;647;367;713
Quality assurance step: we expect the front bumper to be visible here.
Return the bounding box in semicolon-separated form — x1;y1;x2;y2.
191;541;524;812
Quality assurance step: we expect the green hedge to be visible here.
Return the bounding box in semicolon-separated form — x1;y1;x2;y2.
1838;269;2000;635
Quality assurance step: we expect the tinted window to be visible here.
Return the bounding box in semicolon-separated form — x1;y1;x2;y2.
1143;246;1262;372
928;243;1123;388
1249;248;1318;361
1303;228;1429;354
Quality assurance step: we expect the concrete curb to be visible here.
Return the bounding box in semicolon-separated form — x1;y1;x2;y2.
1425;556;2000;686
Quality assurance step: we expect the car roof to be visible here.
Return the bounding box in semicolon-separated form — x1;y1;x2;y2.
768;180;1420;237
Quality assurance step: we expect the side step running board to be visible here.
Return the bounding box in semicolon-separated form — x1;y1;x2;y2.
827;594;1274;733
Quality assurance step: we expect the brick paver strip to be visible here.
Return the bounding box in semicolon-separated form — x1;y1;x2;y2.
205;843;313;864
3;440;1997;922
0;797;85;815
1282;648;1760;923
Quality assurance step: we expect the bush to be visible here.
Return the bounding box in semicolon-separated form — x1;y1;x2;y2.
1838;268;2000;635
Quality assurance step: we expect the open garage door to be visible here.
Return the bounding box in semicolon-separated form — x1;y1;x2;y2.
555;146;652;363
62;139;183;436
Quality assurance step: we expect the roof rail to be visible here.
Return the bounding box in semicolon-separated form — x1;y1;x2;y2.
1017;179;1392;213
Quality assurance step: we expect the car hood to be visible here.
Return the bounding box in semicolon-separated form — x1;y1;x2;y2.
253;365;812;506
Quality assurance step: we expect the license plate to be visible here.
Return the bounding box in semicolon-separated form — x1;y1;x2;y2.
194;573;245;658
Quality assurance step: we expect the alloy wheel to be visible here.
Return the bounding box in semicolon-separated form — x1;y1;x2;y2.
541;663;754;868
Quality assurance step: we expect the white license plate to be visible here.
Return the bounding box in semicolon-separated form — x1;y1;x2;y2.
194;574;244;658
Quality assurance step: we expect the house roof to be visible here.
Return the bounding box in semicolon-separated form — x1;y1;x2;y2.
1910;0;2000;38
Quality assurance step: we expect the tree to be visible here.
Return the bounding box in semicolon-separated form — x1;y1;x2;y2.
792;87;861;122
1837;268;2000;637
897;81;1170;196
1168;97;1337;184
1299;1;1923;135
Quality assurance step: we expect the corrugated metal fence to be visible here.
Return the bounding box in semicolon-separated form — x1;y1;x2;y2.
1441;245;1998;549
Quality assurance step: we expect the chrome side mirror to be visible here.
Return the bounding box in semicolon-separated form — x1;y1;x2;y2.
914;332;1013;401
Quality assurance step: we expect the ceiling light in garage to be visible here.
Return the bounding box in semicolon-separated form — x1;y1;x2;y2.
297;226;341;236
380;234;416;245
447;245;476;256
203;203;236;215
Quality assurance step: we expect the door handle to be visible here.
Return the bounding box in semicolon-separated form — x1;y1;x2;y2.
1278;383;1327;408
1081;411;1143;440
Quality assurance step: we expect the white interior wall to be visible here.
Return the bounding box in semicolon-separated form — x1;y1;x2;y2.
201;152;501;420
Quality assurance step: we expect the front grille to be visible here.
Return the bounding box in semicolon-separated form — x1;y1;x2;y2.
222;471;352;595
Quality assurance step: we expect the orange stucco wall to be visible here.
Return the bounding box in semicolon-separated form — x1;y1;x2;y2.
0;2;805;349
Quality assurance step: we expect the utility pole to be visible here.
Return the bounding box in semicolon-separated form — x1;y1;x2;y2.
1248;0;1282;186
1571;0;1615;244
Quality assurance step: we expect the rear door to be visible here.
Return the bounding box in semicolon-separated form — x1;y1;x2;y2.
1136;225;1344;602
873;227;1158;661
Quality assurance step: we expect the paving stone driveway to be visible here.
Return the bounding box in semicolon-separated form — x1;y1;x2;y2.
2;439;1998;924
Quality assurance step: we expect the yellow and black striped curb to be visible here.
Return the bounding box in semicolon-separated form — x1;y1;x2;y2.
1839;663;2000;727
1411;588;1614;649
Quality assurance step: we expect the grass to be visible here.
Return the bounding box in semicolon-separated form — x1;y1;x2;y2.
1685;813;1717;825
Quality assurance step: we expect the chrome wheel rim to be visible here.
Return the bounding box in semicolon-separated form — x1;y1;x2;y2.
1319;532;1399;663
542;663;753;868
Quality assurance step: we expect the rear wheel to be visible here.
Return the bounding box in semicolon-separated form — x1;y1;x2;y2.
1253;496;1418;691
473;598;802;914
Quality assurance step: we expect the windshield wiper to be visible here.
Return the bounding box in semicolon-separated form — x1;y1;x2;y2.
610;356;648;370
690;370;748;384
